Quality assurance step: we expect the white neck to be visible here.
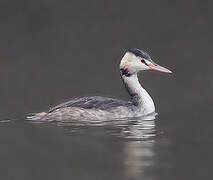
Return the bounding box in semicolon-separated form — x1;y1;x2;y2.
122;73;155;115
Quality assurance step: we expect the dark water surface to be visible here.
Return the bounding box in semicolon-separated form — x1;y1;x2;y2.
0;109;213;180
0;0;213;179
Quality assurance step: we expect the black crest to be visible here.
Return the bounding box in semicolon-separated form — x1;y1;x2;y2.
128;48;151;60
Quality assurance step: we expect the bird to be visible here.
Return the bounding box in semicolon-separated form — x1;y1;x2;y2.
27;48;171;121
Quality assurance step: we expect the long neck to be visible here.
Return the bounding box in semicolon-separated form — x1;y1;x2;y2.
121;73;155;114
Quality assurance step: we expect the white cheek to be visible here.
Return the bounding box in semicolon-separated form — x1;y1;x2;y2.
142;64;150;70
135;62;149;71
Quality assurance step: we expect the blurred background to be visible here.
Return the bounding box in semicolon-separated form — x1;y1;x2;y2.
0;0;212;180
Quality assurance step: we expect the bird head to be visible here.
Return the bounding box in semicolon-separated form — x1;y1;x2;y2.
120;48;172;76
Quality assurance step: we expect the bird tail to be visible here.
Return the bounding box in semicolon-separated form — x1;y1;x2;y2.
26;112;47;121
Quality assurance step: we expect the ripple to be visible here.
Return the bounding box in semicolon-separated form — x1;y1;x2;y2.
53;113;157;140
26;112;157;140
0;119;11;123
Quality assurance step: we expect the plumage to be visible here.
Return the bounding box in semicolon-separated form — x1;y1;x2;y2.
48;96;132;113
128;48;150;60
27;48;171;121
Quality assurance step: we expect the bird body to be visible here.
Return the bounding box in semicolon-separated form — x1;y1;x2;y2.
27;48;171;121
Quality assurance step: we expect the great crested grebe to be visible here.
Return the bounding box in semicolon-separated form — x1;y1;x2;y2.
28;48;171;121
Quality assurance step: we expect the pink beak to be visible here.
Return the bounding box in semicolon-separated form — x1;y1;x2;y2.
148;63;172;73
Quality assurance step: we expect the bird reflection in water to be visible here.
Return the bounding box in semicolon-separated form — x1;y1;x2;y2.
115;113;156;179
55;113;157;179
28;112;158;179
123;140;155;179
55;112;157;140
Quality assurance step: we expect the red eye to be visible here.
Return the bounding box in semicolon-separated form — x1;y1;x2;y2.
141;59;145;63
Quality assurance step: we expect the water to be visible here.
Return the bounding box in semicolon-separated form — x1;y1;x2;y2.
0;109;212;180
1;0;213;179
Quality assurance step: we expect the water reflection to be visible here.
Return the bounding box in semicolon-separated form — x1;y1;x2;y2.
0;119;11;123
53;112;157;140
27;113;158;180
54;114;157;179
27;113;157;140
124;141;155;179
